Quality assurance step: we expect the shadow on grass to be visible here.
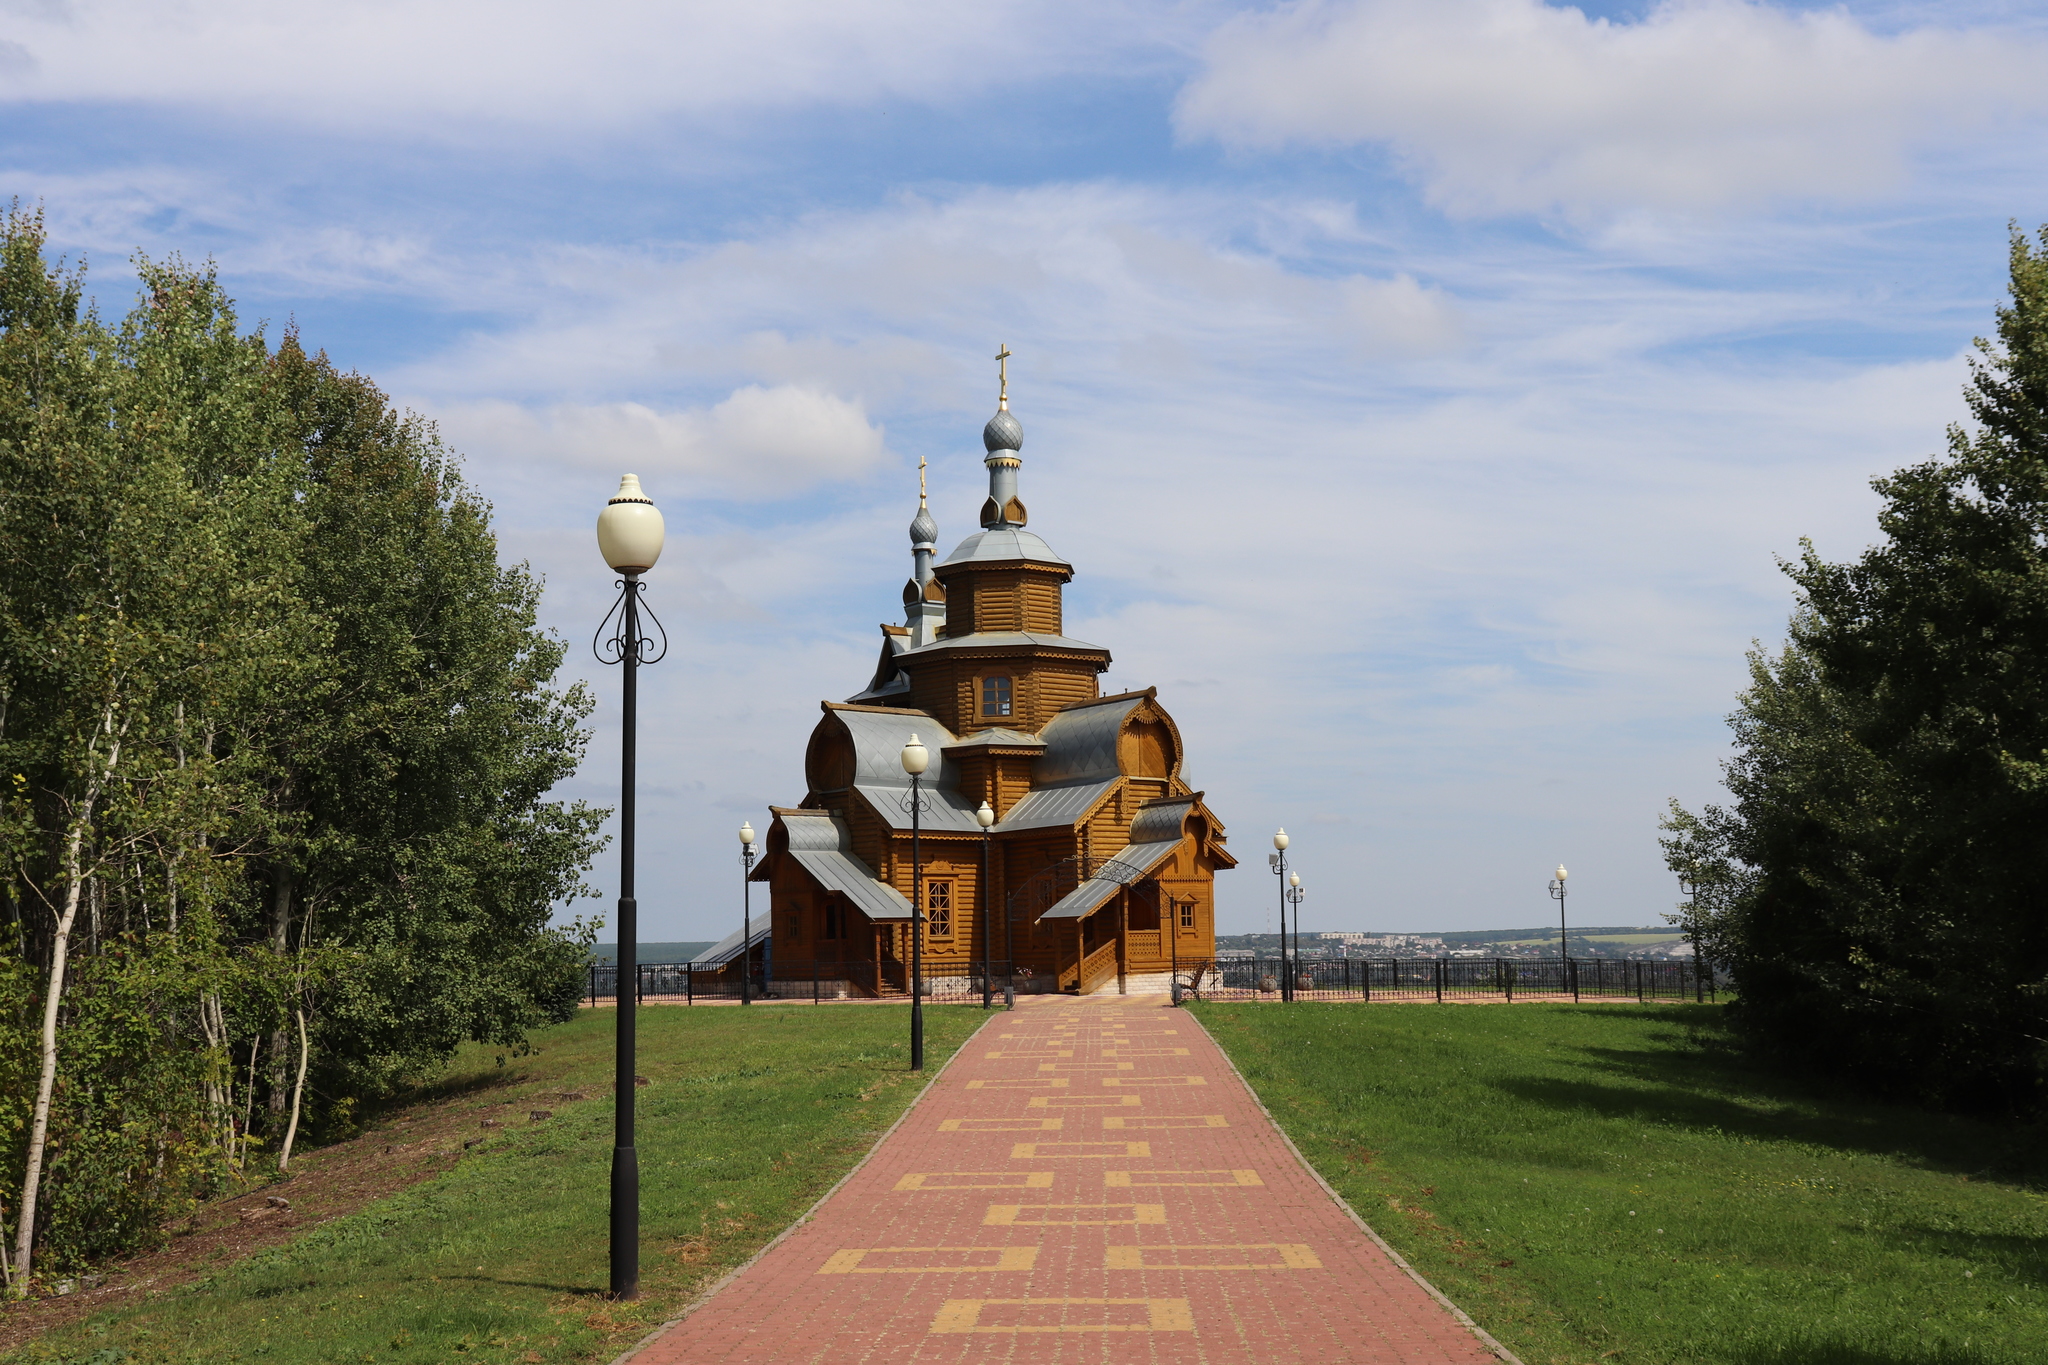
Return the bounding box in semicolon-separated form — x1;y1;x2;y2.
1485;1009;2047;1189
1890;1224;2048;1289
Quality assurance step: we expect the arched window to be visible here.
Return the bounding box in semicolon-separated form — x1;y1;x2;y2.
981;675;1013;717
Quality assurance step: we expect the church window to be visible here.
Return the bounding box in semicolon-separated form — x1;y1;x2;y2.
982;675;1013;716
925;879;954;938
1179;899;1195;931
824;898;845;940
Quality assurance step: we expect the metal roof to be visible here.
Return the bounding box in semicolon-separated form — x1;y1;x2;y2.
1038;839;1182;920
1033;694;1146;785
1128;796;1194;844
772;810;915;921
695;922;772;966
822;705;992;833
937;528;1070;570
944;728;1045;751
993;777;1116;833
898;631;1108;661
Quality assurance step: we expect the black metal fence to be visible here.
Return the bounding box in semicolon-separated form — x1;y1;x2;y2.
585;955;1717;1006
584;960;1007;1006
1176;956;1717;1004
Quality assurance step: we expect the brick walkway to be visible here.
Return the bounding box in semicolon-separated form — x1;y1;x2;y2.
625;994;1510;1364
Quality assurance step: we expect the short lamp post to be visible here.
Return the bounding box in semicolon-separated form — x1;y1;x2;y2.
902;734;929;1070
977;800;996;1009
1285;872;1305;992
593;472;667;1302
1549;865;1569;962
739;823;757;1005
1678;866;1705;1001
1270;829;1292;1002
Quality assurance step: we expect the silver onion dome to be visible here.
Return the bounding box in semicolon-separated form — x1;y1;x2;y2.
908;505;938;546
983;409;1022;454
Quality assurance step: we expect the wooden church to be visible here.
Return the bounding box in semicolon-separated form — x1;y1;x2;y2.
749;355;1234;995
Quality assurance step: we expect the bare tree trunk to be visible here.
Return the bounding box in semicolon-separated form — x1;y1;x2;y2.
239;1034;262;1171
11;709;119;1290
277;1008;310;1172
266;867;293;1117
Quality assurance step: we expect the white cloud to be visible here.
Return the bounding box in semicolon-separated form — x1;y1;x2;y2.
392;184;1467;405
0;0;1198;132
434;385;887;498
1177;0;2048;217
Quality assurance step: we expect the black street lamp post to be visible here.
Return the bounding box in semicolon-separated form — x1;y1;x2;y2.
739;823;757;1004
1285;872;1305;993
1678;866;1706;1001
593;474;667;1302
977;800;995;1009
902;735;929;1069
1270;830;1292;1002
1549;864;1570;966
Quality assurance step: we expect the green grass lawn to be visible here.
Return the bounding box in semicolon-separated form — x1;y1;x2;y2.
8;1003;990;1365
1190;1001;2048;1365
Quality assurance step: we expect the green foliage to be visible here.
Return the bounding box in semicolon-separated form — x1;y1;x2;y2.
0;205;605;1282
1196;1001;2048;1365
6;1005;989;1365
1664;226;2048;1115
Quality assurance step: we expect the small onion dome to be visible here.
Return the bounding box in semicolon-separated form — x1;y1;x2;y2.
983;408;1022;454
909;505;938;546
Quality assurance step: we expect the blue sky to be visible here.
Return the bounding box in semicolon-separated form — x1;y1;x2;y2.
8;0;2048;940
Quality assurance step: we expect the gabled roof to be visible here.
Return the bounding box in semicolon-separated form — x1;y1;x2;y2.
755;808;914;922
695;921;772;966
1039;839;1182;920
846;626;912;703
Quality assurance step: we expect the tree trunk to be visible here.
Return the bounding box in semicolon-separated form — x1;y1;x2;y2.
277;1008;310;1172
266;867;293;1116
11;711;120;1289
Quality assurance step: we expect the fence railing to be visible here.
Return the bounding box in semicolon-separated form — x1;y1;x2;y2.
1175;956;1716;1004
584;955;1719;1006
584;960;1006;1005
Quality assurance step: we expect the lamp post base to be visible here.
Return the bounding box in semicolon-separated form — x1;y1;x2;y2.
609;1145;639;1300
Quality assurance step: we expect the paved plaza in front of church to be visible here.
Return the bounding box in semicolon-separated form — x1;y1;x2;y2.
623;995;1512;1364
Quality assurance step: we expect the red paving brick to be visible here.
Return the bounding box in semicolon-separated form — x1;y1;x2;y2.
625;995;1512;1364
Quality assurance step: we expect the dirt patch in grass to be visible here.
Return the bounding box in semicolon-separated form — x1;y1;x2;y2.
0;1070;579;1351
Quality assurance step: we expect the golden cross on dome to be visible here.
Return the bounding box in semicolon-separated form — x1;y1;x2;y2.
995;342;1012;409
918;454;928;506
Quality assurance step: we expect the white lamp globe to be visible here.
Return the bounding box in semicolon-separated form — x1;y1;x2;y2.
1289;871;1301;889
901;734;930;776
1273;829;1289;851
976;800;995;829
596;474;666;574
1555;864;1568;882
738;821;755;847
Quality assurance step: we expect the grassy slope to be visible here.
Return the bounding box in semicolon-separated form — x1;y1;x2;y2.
9;1003;989;1365
1190;1001;2048;1365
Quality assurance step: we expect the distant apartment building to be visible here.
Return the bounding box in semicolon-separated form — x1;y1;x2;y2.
1318;932;1447;952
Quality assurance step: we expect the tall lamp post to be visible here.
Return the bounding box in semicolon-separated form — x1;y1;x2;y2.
977;800;996;1009
593;473;666;1302
1270;829;1291;1002
1549;865;1569;962
902;734;929;1069
738;823;756;1005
